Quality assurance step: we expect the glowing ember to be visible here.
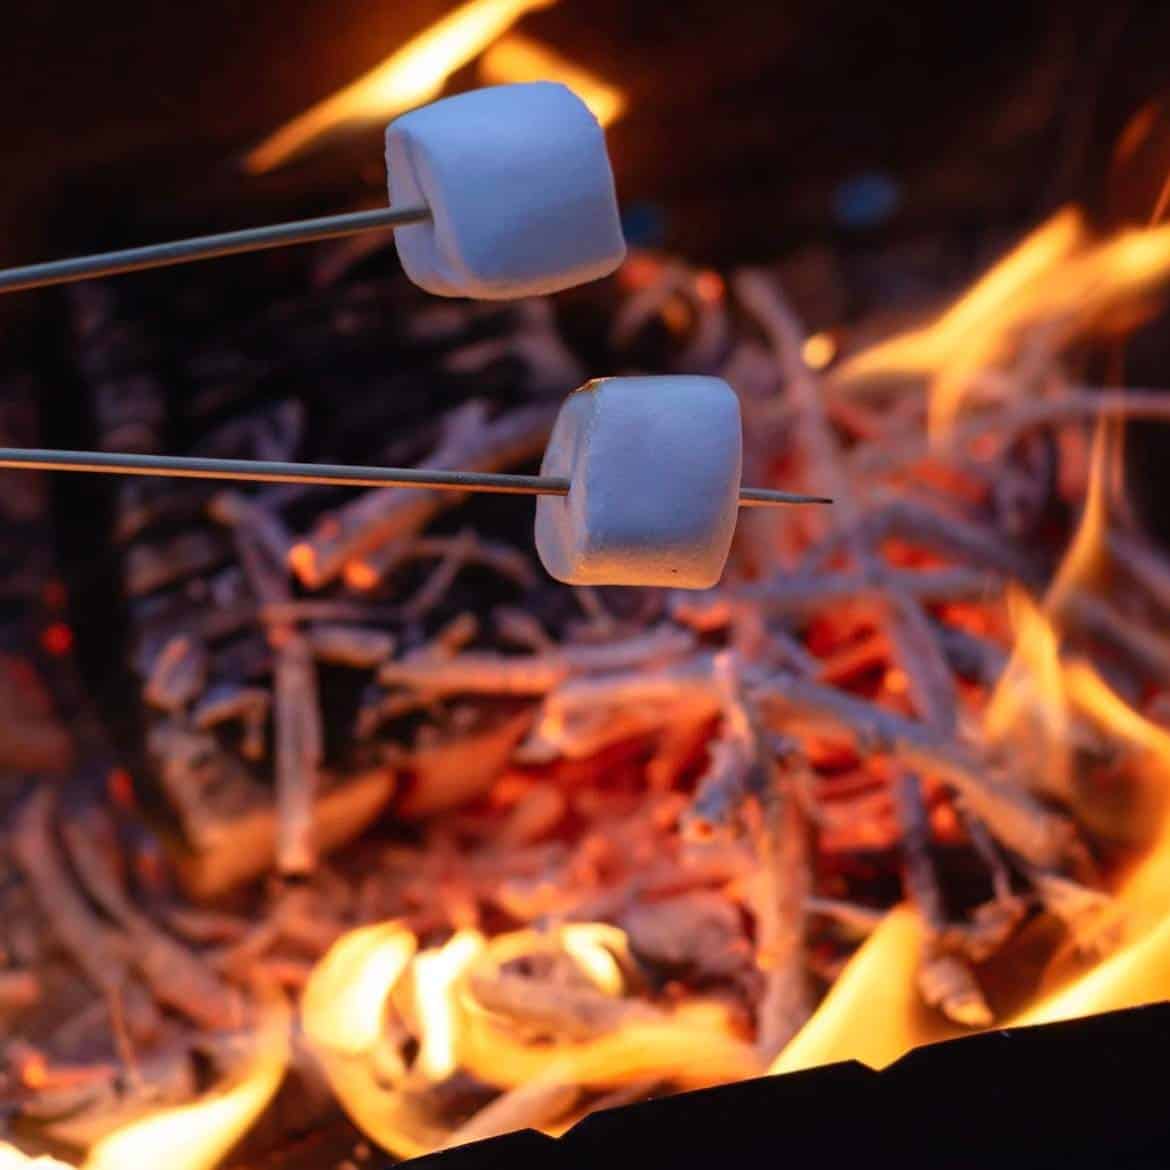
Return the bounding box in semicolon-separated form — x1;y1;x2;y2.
245;0;556;173
801;331;837;370
478;34;627;127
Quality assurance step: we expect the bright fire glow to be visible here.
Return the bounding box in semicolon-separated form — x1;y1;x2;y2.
301;921;417;1056
983;415;1120;790
479;34;627;126
767;398;1170;1076
302;922;449;1160
245;0;557;173
833;210;1170;437
801;332;837;370
0;1148;73;1169
769;906;942;1073
413;929;487;1081
459;989;763;1092
1065;660;1170;759
1010;681;1170;1026
770;595;1170;1077
983;586;1073;793
559;922;628;995
83;986;289;1170
1049;415;1118;605
833;208;1085;436
303;920;761;1158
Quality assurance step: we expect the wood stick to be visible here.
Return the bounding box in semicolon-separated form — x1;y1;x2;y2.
274;631;324;874
288;401;558;589
753;670;1074;866
852;389;1170;475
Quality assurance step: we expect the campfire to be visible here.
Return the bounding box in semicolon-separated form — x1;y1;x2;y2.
7;9;1170;1168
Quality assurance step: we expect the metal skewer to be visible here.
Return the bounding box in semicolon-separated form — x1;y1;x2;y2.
0;448;832;507
0;205;431;294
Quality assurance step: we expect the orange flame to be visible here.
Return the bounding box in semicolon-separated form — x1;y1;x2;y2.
983;586;1073;793
832;209;1085;436
478;34;627;127
303;921;762;1157
0;989;293;1170
767;378;1170;1077
413;929;487;1081
1006;673;1170;1025
834;210;1170;438
0;1149;73;1169
302;921;417;1057
83;987;289;1170
558;922;628;995
769;906;937;1073
301;921;449;1160
982;414;1121;791
246;0;557;173
1049;414;1120;606
453;929;761;1093
770;615;1170;1076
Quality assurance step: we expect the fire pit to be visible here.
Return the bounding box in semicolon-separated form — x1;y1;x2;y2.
5;3;1170;1168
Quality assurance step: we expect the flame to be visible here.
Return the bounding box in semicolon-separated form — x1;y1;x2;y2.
301;921;417;1056
559;923;628;995
1049;415;1119;605
982;415;1120;790
478;34;627;126
413;929;487;1081
304;921;759;1158
983;587;1073;792
770;645;1170;1076
833;209;1170;438
769;906;939;1073
246;0;556;173
454;929;761;1092
82;986;289;1170
1065;660;1170;760
766;388;1170;1077
459;991;763;1091
0;1149;73;1169
832;209;1085;435
1011;692;1170;1026
301;921;451;1160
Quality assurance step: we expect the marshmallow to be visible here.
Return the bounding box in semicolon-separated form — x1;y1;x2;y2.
386;83;626;300
535;377;742;588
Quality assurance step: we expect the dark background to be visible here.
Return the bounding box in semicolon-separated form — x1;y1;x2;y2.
2;1;1169;276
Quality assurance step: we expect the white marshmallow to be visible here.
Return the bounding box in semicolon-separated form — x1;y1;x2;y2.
386;83;626;300
535;376;743;588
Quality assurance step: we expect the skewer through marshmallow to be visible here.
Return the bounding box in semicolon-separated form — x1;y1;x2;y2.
535;376;746;589
0;377;824;594
0;83;625;300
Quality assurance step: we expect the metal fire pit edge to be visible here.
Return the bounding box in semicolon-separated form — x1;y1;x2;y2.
391;1002;1170;1170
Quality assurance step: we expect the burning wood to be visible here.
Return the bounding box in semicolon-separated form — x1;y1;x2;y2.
10;200;1170;1168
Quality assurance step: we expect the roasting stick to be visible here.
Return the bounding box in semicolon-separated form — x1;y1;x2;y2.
0;448;832;507
0;205;431;294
